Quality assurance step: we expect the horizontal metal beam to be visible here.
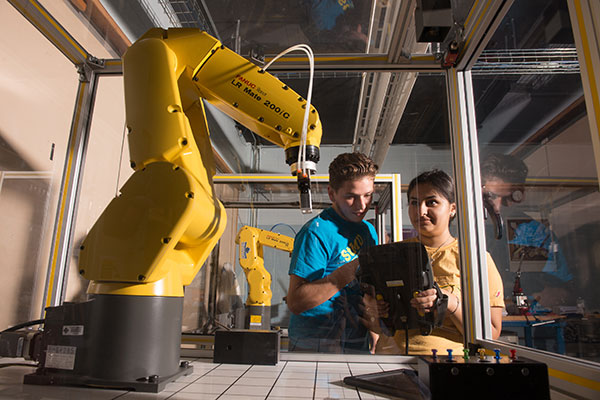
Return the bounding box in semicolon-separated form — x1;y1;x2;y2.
100;48;581;77
96;54;442;75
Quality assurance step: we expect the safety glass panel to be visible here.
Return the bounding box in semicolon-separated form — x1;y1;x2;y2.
474;0;600;363
36;0;122;58
204;0;375;54
65;75;130;302
206;178;393;353
0;2;78;328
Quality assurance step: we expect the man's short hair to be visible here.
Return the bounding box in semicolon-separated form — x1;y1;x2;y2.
328;152;378;190
481;153;528;185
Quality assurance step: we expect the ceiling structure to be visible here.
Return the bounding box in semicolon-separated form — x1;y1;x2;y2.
88;0;581;171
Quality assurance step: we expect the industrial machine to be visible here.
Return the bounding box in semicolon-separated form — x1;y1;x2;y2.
357;242;448;343
345;349;550;399
236;226;294;331
212;226;294;366
0;28;321;392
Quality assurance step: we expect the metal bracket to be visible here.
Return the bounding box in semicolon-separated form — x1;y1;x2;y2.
76;56;106;82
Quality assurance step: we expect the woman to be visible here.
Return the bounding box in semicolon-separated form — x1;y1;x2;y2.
375;169;504;354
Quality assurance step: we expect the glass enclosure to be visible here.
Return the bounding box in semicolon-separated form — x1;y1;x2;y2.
2;1;600;397
0;1;79;328
201;176;397;342
66;75;130;302
473;0;600;362
204;0;374;54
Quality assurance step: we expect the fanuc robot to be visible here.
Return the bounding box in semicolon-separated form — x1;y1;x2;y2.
10;28;321;392
236;226;294;331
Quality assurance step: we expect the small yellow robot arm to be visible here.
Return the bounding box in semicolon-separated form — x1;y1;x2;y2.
236;226;293;329
79;28;320;298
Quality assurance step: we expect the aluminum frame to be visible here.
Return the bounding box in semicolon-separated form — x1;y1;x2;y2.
568;0;600;190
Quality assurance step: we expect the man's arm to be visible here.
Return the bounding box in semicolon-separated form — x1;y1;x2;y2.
286;259;359;315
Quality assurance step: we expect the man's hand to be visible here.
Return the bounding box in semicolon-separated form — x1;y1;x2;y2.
286;259;360;315
359;292;380;332
358;284;390;332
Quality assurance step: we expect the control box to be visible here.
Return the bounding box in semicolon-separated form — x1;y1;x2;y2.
213;329;280;365
418;353;550;400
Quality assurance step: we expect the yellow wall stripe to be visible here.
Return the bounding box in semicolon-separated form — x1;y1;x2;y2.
549;367;600;392
214;175;394;182
393;174;402;241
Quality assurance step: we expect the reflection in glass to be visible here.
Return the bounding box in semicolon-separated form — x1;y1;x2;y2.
474;0;600;363
66;76;128;303
205;0;373;54
0;3;78;329
206;177;391;352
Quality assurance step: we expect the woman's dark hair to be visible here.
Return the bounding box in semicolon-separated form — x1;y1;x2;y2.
329;152;379;190
407;169;455;205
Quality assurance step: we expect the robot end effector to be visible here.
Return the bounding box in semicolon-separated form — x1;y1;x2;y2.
286;145;320;214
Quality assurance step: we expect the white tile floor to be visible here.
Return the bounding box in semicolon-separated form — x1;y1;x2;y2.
0;358;414;399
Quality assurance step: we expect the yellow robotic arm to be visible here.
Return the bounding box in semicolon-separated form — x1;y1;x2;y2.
79;28;321;298
28;28;321;390
236;226;294;330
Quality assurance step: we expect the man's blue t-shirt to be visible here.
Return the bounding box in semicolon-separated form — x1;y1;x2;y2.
288;207;378;353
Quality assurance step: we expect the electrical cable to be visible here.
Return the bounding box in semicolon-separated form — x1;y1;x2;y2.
268;223;297;236
263;44;315;177
1;319;44;333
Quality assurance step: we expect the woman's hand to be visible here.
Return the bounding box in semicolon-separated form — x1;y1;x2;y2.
410;288;438;314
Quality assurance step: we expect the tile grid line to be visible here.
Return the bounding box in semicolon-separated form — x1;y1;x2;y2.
213;363;254;399
263;360;289;399
167;361;231;399
350;362;363;400
353;361;387;400
345;361;365;400
312;362;318;400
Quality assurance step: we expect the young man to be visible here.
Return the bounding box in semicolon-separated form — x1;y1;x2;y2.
480;154;573;312
481;153;529;217
286;152;379;353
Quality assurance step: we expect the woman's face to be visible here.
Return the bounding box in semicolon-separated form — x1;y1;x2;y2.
408;182;456;240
